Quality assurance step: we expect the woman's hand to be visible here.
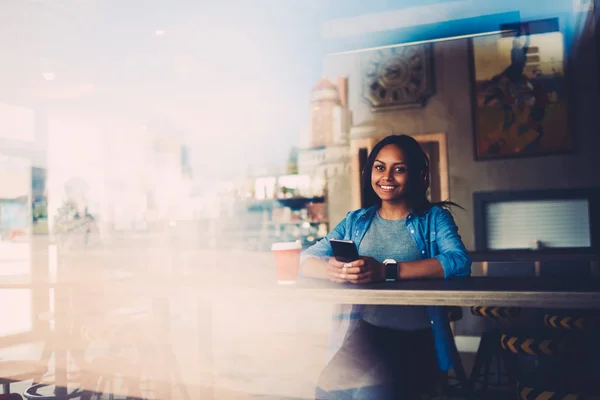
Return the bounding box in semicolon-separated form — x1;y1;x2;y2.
329;256;385;284
327;257;350;283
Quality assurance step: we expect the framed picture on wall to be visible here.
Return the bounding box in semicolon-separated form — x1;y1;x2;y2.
470;18;574;160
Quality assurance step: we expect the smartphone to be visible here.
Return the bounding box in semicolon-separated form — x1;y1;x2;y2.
330;239;360;263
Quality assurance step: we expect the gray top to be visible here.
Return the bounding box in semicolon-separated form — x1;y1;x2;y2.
359;212;432;330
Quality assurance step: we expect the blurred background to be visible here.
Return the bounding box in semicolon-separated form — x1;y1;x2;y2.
0;0;598;399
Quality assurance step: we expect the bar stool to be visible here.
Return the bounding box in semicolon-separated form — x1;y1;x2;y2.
19;312;88;400
75;309;151;399
544;311;600;332
76;308;190;400
468;261;536;395
515;380;600;400
21;286;147;400
2;310;85;398
0;361;46;395
22;384;81;400
543;310;600;378
500;329;600;399
468;306;521;394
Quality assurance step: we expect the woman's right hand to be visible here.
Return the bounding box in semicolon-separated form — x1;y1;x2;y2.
327;257;348;283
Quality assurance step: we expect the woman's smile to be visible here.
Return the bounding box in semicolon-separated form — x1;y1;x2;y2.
377;183;399;191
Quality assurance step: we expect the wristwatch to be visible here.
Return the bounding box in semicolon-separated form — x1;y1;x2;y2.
383;259;399;282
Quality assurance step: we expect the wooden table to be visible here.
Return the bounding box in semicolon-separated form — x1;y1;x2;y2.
224;277;600;309
9;275;599;309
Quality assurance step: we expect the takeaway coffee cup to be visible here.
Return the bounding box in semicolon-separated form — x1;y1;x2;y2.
271;241;302;284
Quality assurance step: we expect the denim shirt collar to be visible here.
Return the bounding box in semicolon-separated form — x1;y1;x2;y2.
360;204;419;222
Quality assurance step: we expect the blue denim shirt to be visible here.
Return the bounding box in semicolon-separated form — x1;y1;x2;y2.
301;204;471;371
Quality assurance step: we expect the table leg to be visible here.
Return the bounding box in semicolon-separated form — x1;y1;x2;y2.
54;288;68;397
197;299;213;398
152;296;172;399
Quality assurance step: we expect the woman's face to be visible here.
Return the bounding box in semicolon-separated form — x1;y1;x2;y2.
371;144;410;203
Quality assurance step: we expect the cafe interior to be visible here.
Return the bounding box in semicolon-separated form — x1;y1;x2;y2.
1;0;599;399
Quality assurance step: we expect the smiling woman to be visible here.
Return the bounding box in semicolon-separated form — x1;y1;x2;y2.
371;145;411;210
301;134;471;398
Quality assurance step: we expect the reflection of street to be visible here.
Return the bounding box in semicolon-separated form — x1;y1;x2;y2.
167;253;332;398
64;227;330;398
0;241;30;275
2;231;332;398
0;241;32;337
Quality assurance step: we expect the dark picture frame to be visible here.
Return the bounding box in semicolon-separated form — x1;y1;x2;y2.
469;18;575;160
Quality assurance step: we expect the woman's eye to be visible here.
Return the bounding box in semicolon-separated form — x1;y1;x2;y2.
374;165;384;171
395;167;407;173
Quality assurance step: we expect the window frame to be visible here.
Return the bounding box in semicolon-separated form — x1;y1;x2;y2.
473;188;600;253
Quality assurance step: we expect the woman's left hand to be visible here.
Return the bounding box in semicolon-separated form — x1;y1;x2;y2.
339;256;385;283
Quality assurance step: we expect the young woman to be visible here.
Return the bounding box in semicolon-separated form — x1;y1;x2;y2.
301;134;471;399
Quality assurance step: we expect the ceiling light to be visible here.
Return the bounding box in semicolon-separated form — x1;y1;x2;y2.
155;30;165;36
43;72;55;81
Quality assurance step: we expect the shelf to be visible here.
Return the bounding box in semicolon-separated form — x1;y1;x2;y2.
267;220;328;226
275;196;325;210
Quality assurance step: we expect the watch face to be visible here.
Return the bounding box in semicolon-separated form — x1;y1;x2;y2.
363;44;434;110
384;261;397;281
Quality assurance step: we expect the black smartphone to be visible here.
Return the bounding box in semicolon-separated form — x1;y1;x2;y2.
330;239;360;263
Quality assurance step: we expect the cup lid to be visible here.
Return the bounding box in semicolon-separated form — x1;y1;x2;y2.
271;241;302;251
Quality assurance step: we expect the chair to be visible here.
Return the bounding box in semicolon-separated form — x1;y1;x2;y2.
485;261;536;278
1;312;82;398
468;262;534;395
539;260;591;278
